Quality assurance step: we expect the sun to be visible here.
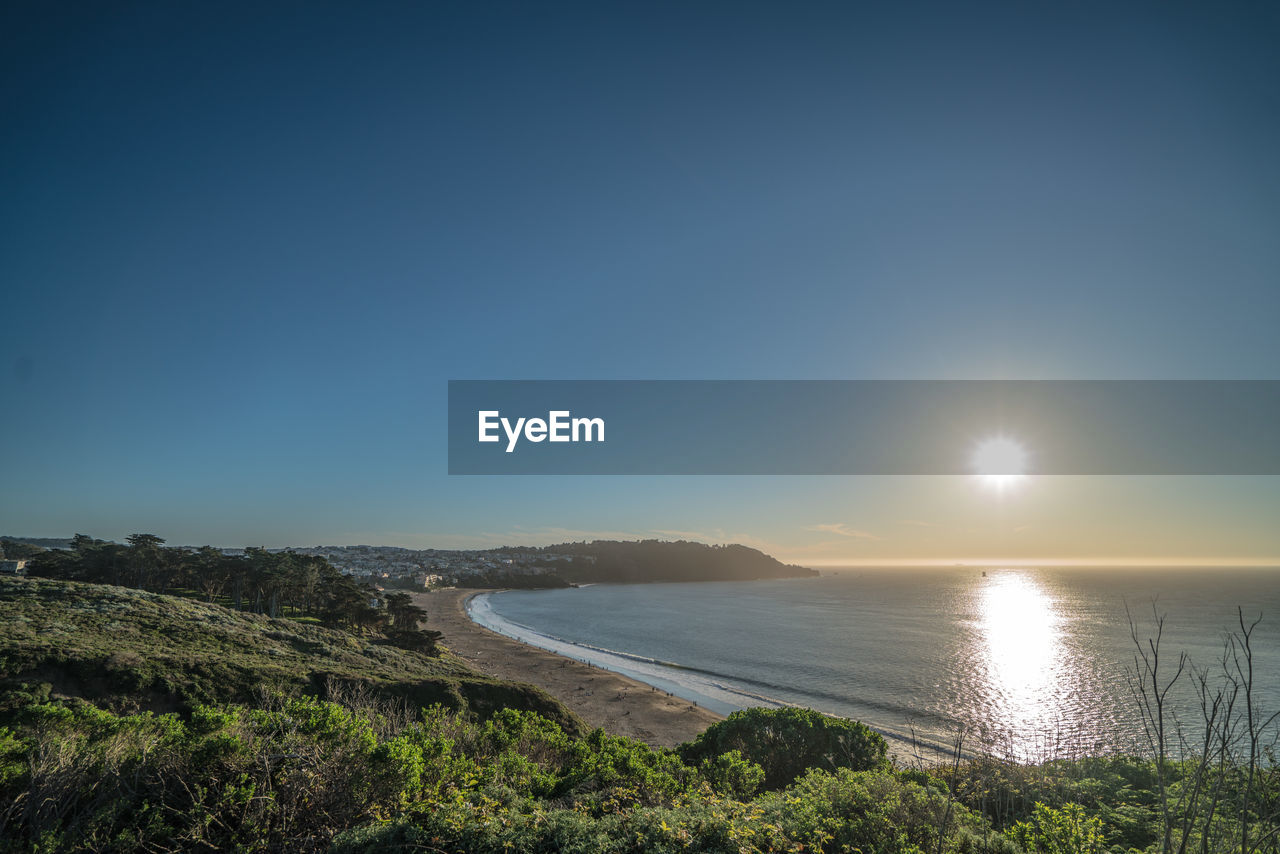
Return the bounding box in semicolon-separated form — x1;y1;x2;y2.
971;436;1029;490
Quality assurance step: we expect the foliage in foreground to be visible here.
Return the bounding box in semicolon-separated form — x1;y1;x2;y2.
0;696;1002;854
3;690;1277;854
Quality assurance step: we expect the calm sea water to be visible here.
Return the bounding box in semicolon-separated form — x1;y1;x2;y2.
470;568;1280;759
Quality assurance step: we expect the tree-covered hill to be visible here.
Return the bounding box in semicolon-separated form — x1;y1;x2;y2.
537;539;818;583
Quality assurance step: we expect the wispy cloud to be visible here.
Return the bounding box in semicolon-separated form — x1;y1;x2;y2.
804;523;880;540
896;519;935;528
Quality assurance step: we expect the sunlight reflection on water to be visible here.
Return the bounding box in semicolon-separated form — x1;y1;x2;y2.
974;571;1080;759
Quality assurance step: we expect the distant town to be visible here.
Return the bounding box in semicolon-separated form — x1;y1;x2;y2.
0;536;592;589
251;545;595;589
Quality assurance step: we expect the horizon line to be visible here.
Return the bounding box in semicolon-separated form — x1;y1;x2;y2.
790;557;1280;569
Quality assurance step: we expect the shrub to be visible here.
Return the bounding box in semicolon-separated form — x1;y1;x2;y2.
680;706;888;790
1006;802;1105;854
698;748;766;799
758;767;994;854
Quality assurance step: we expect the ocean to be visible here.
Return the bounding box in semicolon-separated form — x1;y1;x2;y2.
468;567;1280;760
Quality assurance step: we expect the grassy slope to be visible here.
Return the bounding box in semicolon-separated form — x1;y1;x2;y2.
0;576;582;733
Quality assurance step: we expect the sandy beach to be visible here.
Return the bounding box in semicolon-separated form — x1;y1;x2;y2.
414;588;724;749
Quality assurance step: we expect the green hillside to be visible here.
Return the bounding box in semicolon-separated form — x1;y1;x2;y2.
0;576;579;731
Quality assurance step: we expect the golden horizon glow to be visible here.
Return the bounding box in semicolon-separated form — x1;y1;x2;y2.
791;557;1280;569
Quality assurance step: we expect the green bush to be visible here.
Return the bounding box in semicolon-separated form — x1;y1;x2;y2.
754;767;993;854
698;748;766;799
1006;802;1105;854
680;706;889;790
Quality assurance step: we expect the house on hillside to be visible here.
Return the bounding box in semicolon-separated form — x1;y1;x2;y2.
0;560;28;576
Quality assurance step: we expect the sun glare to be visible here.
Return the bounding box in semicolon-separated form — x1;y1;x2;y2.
971;436;1029;490
976;572;1069;758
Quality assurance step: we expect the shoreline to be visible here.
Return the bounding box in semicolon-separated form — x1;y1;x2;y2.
416;587;929;764
414;587;724;748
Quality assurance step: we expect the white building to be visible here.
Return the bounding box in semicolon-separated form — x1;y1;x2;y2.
0;560;28;576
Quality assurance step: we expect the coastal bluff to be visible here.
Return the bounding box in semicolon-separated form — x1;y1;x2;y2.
460;539;818;588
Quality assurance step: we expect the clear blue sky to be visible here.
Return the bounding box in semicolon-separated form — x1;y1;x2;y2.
3;2;1278;562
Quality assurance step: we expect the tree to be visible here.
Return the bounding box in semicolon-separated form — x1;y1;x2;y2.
191;546;232;602
385;593;427;631
380;592;442;652
1128;604;1280;854
679;706;887;790
0;538;45;560
125;533;166;590
70;533;107;553
1127;602;1187;854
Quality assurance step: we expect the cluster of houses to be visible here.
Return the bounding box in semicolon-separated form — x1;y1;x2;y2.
281;545;590;588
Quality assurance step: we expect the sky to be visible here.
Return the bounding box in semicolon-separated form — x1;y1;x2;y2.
2;1;1278;564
